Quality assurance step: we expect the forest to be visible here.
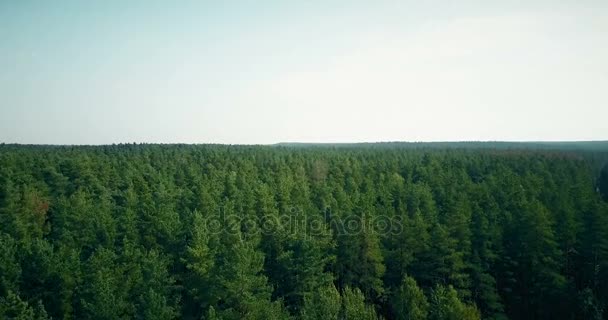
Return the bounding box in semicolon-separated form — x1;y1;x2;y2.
1;143;607;319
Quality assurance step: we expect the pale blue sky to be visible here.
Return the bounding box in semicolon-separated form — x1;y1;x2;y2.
1;0;607;144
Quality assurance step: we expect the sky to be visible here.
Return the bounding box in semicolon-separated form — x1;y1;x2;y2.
1;0;607;144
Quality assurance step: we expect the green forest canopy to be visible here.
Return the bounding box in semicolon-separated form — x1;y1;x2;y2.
1;142;608;319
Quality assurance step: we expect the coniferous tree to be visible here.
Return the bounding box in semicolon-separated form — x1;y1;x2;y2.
300;284;341;320
0;233;20;296
341;287;382;320
0;144;607;319
209;201;289;320
428;285;480;320
0;291;49;320
390;276;428;320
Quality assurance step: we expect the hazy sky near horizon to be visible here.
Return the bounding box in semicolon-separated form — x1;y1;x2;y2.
1;1;607;144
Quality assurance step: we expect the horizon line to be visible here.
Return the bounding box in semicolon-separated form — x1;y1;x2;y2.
2;140;608;147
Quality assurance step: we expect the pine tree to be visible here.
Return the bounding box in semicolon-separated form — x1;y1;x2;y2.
597;164;608;201
390;276;428;320
79;248;133;319
385;208;430;287
335;199;385;300
0;291;49;320
300;284;341;320
209;201;289;320
428;285;480;320
134;250;177;319
469;196;505;319
578;201;608;314
411;223;465;291
340;287;382;320
0;233;20;296
183;209;215;313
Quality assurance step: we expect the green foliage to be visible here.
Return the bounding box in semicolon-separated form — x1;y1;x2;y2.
79;248;133;319
341;287;382;320
577;287;604;320
300;284;341;320
390;276;428;320
336;213;386;300
0;233;21;295
598;163;608;201
429;285;480;320
0;291;49;320
0;144;607;319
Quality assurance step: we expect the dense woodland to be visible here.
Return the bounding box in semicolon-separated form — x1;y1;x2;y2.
1;143;608;319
